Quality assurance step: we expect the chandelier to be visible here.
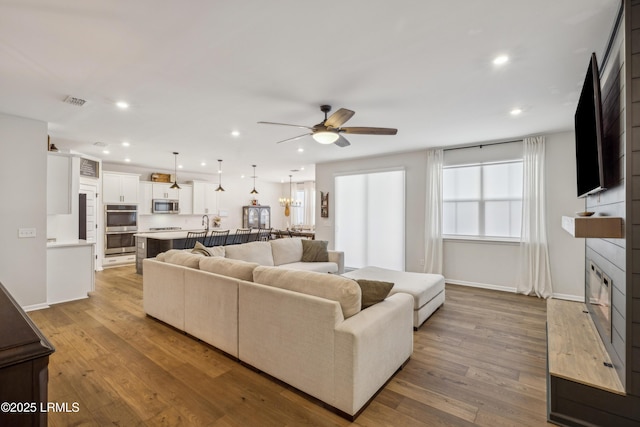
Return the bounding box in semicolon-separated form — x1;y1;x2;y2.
279;175;302;216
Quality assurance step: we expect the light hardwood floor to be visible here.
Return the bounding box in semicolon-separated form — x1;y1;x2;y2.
28;266;551;426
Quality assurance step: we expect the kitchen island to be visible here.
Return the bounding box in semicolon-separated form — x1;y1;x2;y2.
134;229;259;274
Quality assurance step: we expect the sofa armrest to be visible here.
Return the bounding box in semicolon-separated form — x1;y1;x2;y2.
333;293;413;415
328;250;344;274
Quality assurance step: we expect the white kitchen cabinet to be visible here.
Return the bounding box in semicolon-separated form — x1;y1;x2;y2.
103;172;139;203
152;183;179;200
139;181;153;214
47;153;72;214
179;184;193;215
191;181;218;214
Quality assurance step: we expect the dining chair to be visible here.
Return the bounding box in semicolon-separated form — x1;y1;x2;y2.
257;227;273;241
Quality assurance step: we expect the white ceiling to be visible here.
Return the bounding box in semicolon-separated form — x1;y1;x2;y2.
0;0;620;182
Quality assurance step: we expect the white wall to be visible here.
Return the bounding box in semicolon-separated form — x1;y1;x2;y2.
104;162;285;231
316;131;586;299
0;112;48;308
545;131;586;300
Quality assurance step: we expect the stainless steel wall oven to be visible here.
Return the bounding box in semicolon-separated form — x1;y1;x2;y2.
104;204;137;256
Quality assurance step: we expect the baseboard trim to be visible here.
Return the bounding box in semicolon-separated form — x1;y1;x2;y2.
22;303;50;312
445;279;516;293
551;293;583;302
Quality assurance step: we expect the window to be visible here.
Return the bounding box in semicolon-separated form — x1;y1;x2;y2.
292;189;305;226
443;160;523;238
335;170;405;270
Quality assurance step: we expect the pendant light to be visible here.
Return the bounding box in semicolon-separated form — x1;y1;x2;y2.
215;159;225;192
170;152;181;189
250;164;259;194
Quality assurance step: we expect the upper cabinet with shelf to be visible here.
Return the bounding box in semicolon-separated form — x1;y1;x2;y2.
561;216;623;238
103;172;139;204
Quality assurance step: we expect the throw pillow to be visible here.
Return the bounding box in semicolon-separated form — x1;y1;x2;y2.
301;239;329;262
191;241;211;256
356;279;394;309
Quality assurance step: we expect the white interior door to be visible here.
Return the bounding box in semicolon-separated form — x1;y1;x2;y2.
80;181;99;271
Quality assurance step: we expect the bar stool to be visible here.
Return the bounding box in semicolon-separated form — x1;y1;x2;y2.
183;231;207;249
230;228;252;245
206;229;230;247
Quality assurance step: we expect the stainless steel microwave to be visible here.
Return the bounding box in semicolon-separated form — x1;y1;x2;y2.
152;199;179;214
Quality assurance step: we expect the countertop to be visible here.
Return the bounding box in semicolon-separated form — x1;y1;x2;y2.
47;239;95;248
134;229;244;240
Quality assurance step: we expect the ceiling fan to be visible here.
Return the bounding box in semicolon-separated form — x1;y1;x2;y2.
258;105;397;148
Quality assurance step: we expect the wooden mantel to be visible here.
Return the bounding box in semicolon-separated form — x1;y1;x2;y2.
561;216;623;238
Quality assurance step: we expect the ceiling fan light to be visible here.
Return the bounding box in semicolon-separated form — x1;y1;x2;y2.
313;131;339;144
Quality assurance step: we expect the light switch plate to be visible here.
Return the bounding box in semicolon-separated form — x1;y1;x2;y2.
18;228;36;238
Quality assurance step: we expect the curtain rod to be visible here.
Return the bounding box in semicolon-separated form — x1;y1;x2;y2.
443;139;523;152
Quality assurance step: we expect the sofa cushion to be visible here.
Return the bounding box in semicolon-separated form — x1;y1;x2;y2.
165;251;203;269
356;279;394;309
199;257;258;282
270;238;303;266
301;240;329;262
191;241;225;257
224;241;274;266
253;266;361;318
191;241;211;256
276;262;338;274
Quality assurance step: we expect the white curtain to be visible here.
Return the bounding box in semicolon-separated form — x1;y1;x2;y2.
424;149;443;274
303;181;315;227
516;136;553;298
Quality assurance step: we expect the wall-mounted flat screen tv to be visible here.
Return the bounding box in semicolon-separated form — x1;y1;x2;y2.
575;52;605;198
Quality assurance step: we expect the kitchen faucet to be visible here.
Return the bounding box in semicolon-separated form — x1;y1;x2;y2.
202;214;210;232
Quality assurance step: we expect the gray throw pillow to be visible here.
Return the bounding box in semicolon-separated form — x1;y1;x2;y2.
191;241;211;256
356;279;394;309
301;239;329;262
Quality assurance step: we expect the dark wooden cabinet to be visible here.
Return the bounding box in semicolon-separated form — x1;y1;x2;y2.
0;282;54;426
242;206;270;229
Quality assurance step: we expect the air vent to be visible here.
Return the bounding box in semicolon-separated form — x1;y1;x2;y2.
93;141;109;147
63;96;86;106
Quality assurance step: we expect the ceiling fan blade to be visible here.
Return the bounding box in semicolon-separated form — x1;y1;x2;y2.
340;127;398;135
275;133;312;144
334;135;351;147
324;108;355;128
258;121;314;130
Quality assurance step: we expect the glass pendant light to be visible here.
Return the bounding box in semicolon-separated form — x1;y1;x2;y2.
215;159;225;192
170;152;181;189
250;164;259;194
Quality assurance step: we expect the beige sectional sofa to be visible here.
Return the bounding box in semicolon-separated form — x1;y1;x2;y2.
142;239;413;418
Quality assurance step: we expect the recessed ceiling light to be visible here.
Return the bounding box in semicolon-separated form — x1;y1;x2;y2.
493;55;509;66
201;162;206;166
231;130;240;137
121;141;130;147
510;108;523;116
124;158;131;162
241;174;245;179
297;148;304;153
178;165;183;169
102;150;110;154
300;167;305;170
116;101;129;109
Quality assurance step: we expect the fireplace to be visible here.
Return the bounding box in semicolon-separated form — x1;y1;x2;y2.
586;260;611;342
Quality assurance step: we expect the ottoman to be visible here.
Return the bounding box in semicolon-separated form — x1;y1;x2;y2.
343;266;445;329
